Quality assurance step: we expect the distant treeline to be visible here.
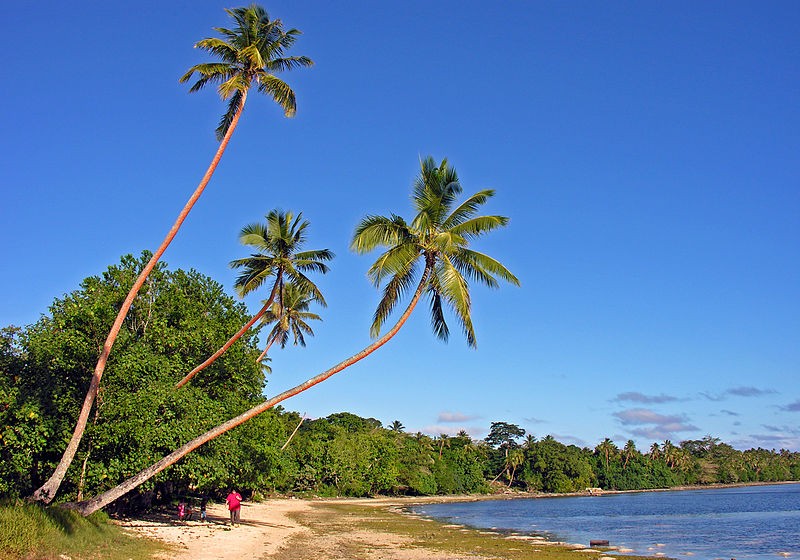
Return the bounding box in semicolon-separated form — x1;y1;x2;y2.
2;255;798;511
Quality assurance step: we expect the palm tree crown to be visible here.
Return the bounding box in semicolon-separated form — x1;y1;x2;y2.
351;156;519;346
180;4;313;140
258;282;322;354
231;210;333;303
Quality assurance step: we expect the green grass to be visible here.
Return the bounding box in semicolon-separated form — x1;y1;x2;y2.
277;501;659;560
0;500;165;560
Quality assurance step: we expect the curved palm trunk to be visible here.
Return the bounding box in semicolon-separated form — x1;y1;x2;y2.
32;91;249;504
175;277;279;389
70;268;431;516
256;339;274;363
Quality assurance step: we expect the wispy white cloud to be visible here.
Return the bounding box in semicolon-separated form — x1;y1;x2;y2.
728;386;777;397
613;408;698;441
437;411;480;423
614;409;685;426
701;386;777;401
420;424;482;437
782;399;800;412
721;409;740;416
762;424;800;436
523;416;547;424
549;433;589;447
731;431;800;451
613;392;679;404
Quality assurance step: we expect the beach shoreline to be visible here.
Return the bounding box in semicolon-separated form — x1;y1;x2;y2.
118;481;800;560
118;496;608;559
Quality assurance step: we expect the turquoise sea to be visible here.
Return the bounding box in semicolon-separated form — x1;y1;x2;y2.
412;484;800;560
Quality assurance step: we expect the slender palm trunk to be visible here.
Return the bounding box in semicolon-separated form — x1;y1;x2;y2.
32;91;249;504
256;338;276;363
280;414;305;451
70;268;431;516
175;277;278;389
76;445;91;502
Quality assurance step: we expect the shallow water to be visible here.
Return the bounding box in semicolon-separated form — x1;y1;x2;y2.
412;484;800;560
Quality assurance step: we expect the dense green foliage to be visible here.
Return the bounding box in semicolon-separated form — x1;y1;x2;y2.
1;255;798;512
1;254;268;507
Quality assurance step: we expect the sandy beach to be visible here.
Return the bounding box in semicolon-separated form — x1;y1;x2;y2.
117;496;563;560
119;499;311;559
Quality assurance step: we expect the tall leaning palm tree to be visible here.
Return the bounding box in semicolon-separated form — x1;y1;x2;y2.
174;210;332;389
70;157;518;516
255;282;322;363
32;4;312;503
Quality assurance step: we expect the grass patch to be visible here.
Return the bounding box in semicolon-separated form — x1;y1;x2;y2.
0;499;165;560
278;501;658;560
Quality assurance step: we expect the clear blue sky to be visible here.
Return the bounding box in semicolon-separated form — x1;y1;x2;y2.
2;1;798;451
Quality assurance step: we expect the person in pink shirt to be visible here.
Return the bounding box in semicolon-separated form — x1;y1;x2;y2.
225;489;243;526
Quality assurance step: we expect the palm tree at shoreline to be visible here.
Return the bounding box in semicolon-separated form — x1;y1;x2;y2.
69;157;518;516
175;210;332;389
32;4;312;503
505;448;524;487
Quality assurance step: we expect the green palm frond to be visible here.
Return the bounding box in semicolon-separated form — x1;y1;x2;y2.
230;257;276;296
435;255;475;347
351;215;411;253
274;27;301;50
427;288;450;342
185;74;224;95
452;248;520;288
237;222;270;250
216;90;244;140
442;189;496;228
218;74;249;100
256;74;297;116
412;157;461;223
180;63;235;86
448;215;510;238
431;231;465;254
366;242;420;287
282;269;326;306
371;260;418;338
193;38;238;63
266;55;314;73
294;249;335;269
447;252;499;289
239;44;265;68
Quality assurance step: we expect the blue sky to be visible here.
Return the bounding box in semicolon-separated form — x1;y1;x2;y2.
2;1;798;451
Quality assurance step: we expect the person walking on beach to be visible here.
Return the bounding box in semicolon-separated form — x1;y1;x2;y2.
226;489;242;527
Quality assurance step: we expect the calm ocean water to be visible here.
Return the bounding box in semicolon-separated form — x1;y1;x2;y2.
412;484;800;560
